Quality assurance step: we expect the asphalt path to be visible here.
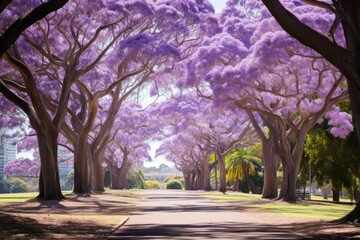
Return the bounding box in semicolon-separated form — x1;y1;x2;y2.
109;189;308;240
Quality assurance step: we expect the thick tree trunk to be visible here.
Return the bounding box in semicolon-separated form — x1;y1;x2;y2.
183;172;192;190
202;157;212;191
73;138;93;194
333;188;340;203
110;167;121;189
262;140;278;198
196;170;203;190
118;163;129;189
217;153;227;193
92;160;105;192
277;162;297;202
36;127;64;200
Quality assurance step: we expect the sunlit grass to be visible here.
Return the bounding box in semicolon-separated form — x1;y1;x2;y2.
205;191;262;201
204;191;355;220
310;194;353;203
245;202;354;219
0;191;73;205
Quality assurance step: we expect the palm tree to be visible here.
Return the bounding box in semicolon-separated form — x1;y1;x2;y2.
226;148;262;193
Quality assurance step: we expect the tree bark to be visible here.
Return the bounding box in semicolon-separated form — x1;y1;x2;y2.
73;139;93;194
245;169;258;194
36;126;64;200
190;172;196;190
92;159;105;192
277;162;297;202
262;139;278;198
333;188;340;203
183;172;192;190
202;157;212;191
109;167;120;189
217;153;227;193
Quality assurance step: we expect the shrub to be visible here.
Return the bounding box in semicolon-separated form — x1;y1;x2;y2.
165;179;183;190
6;178;29;193
164;176;185;187
128;169;145;189
0;180;10;193
144;180;160;189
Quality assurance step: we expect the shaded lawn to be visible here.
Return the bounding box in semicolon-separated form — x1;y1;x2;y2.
204;191;354;220
0;189;142;239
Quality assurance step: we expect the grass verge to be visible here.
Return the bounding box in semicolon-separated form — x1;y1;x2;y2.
204;191;354;220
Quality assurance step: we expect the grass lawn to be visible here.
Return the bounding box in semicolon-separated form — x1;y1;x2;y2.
0;191;73;205
0;189;141;239
310;194;353;203
245;202;354;219
205;191;355;220
0;189;143;205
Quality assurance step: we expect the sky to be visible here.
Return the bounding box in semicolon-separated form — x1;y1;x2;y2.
209;0;226;13
144;0;226;168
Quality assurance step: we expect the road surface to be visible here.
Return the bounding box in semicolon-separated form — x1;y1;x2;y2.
109;190;308;239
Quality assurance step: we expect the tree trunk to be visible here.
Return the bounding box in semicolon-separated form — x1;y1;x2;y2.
118;163;129;189
190;172;196;190
262;140;278;198
196;170;203;190
202;157;212;191
183;172;191;190
92;157;105;192
73;138;93;194
217;153;227;193
333;188;340;203
36;127;64;200
110;167;120;189
245;169;258;194
277;162;297;202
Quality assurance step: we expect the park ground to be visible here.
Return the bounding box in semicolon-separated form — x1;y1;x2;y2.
0;189;359;239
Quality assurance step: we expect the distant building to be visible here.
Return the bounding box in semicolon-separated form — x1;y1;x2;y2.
58;148;73;180
0;139;17;179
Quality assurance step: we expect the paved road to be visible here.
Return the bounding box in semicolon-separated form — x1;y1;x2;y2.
109;190;308;240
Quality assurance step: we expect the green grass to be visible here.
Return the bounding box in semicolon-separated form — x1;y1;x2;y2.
0;191;73;205
0;192;38;204
245;202;354;219
310;194;353;203
204;191;355;220
205;192;262;201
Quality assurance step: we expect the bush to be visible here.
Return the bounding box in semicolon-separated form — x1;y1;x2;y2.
164;176;185;187
144;180;160;189
0;180;10;193
6;178;29;193
165;179;183;190
128;169;145;189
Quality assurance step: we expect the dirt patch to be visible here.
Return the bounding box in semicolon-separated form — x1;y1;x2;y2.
0;191;142;239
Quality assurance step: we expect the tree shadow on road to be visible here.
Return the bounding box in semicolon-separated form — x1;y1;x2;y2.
108;222;307;239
